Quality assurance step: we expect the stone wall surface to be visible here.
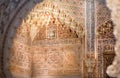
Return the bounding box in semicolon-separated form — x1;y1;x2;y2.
106;0;120;78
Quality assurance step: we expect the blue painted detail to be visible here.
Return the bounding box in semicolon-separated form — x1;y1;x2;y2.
86;0;95;52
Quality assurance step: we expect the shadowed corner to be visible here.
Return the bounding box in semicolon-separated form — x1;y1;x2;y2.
1;0;43;78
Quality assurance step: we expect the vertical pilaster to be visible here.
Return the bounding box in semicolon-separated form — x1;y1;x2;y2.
85;0;96;78
85;0;95;53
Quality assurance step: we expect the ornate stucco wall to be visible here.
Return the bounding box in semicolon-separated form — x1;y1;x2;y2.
0;0;116;78
0;0;86;78
106;0;120;78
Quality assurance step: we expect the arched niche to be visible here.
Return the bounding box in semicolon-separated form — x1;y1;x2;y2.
2;0;85;78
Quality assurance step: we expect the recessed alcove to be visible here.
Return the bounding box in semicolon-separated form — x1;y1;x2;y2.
0;0;115;78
